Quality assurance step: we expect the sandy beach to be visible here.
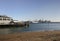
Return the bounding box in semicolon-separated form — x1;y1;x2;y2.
0;30;60;41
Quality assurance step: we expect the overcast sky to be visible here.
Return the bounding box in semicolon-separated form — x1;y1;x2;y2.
0;0;60;22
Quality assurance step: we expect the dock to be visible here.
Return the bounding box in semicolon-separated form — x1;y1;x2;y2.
0;23;29;28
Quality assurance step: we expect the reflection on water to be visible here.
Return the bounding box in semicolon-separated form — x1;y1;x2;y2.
0;27;29;34
0;28;11;34
0;23;60;34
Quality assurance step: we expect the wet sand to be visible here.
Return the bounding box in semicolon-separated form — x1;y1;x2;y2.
0;30;60;41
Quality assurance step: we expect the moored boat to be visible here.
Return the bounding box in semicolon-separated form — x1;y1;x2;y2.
0;15;29;28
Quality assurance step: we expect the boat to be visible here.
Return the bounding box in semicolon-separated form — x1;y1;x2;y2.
0;15;29;28
0;15;13;25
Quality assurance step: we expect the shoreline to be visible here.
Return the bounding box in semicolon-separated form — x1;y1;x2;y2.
0;30;60;41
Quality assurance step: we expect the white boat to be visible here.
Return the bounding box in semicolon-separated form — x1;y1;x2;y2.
0;15;13;25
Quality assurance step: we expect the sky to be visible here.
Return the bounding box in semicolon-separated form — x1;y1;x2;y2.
0;0;60;22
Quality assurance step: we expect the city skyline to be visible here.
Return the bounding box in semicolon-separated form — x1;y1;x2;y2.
0;0;60;22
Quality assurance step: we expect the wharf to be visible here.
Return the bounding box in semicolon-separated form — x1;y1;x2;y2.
0;23;29;28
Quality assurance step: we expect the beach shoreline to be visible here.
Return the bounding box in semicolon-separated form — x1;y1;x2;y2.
0;30;60;41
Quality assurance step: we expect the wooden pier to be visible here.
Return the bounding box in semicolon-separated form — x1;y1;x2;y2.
0;23;29;28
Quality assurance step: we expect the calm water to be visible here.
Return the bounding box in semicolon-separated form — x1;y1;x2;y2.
0;23;60;34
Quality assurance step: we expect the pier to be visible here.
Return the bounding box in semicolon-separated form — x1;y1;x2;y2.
0;23;29;28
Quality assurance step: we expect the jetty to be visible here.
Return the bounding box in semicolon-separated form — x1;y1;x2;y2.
0;23;29;28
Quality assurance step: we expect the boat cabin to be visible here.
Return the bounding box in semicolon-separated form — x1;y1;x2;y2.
0;15;13;24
